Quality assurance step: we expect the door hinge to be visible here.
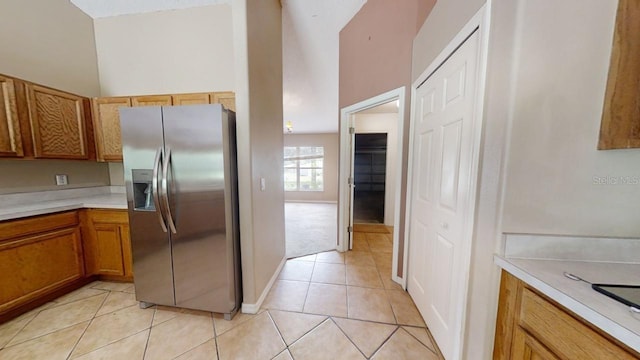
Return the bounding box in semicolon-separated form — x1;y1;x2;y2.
348;177;353;185
349;127;355;134
347;226;353;233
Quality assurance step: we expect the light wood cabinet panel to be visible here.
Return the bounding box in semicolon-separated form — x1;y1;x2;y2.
599;0;640;149
211;91;236;112
0;75;23;157
494;271;640;360
131;95;172;107
0;212;83;315
173;93;210;105
82;209;133;281
26;84;89;159
511;327;560;360
92;97;131;162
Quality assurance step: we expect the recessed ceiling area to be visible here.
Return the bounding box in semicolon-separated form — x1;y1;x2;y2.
282;0;366;134
70;0;229;18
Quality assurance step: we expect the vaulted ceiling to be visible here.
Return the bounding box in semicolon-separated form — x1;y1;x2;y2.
71;0;367;133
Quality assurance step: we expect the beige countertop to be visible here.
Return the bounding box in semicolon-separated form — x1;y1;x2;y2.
0;186;127;221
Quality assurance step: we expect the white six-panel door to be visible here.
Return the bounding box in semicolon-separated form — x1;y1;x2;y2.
408;30;480;360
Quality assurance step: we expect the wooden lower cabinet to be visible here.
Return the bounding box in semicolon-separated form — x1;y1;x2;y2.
0;211;85;319
81;209;133;281
494;271;639;360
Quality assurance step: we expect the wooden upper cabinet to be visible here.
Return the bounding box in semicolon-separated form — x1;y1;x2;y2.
26;84;89;159
173;93;210;105
211;92;236;112
0;76;23;157
599;0;640;150
131;95;172;107
92;97;131;162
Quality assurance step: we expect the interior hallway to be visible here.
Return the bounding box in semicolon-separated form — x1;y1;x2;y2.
0;227;441;359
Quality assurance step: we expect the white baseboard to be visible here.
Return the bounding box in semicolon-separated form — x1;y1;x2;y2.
241;256;286;314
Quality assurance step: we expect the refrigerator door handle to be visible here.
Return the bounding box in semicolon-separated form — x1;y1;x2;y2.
153;147;168;233
162;147;178;234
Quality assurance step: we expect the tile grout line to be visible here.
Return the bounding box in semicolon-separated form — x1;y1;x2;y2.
140;306;156;360
328;316;371;359
65;288;111;359
0;305;42;350
401;326;440;356
369;325;402;359
6;291;109;350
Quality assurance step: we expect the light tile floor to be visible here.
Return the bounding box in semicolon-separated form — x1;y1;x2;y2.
0;227;442;359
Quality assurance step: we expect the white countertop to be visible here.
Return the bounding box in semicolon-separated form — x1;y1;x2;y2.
496;254;640;354
0;186;127;221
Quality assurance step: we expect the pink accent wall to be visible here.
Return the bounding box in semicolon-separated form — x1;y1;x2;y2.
339;0;435;108
338;0;435;277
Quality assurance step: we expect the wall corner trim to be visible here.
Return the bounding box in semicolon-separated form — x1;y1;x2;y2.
240;255;286;314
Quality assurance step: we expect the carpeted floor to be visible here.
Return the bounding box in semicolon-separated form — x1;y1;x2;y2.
285;202;337;259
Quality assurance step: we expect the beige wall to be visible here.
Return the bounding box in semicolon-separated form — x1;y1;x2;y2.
0;0;100;96
284;133;339;203
233;0;285;307
502;0;640;237
354;113;398;226
0;160;110;194
0;0;109;194
94;4;235;97
411;0;485;82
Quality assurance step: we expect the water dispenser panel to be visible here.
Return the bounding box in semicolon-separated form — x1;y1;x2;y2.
132;169;155;211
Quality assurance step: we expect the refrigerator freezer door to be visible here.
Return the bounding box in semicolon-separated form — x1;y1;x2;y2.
161;105;237;313
120;106;176;307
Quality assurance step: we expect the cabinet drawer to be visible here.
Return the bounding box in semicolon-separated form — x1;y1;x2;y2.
519;287;636;360
0;211;79;241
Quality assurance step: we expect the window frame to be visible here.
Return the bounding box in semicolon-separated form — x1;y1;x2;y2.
284;146;324;192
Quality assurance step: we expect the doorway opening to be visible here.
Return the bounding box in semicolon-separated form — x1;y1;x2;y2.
338;86;406;288
353;133;387;224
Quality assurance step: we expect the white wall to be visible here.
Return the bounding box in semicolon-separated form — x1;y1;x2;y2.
94;4;235;96
284;133;339;203
354;113;398;226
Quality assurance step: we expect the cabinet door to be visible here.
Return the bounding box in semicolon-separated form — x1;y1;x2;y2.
211;91;236;112
511;327;560;360
121;224;134;277
82;210;132;280
92;97;131;162
26;84;89;159
598;0;640;149
0;226;84;314
0;76;23;157
173;93;210;105
93;223;126;276
131;95;172;107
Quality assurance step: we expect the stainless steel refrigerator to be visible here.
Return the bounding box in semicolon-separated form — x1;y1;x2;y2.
120;104;241;320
